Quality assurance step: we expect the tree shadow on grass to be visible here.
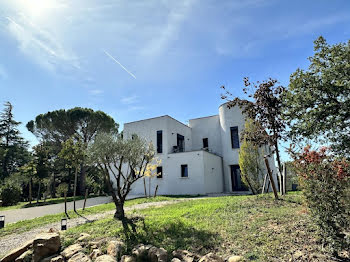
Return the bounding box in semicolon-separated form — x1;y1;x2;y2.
120;216;219;254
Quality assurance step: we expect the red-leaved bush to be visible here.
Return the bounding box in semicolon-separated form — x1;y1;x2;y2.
293;146;350;255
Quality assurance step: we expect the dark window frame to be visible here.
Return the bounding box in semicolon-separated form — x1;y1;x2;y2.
181;164;188;177
177;134;185;152
230;126;240;148
203;138;208;148
156;166;163;178
157;130;163;153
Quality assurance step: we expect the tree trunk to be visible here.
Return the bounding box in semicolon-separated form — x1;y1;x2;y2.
37;182;41;204
114;201;125;220
274;140;283;192
79;165;86;196
143;178;147;197
73;167;78;212
51;173;56;198
29;178;32;204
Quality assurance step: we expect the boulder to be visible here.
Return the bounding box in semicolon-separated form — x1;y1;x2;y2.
171;259;182;262
132;244;153;259
106;240;126;258
227;255;244;262
41;255;64;262
198;253;224;262
60;244;83;260
172;250;200;262
14;250;32;262
32;233;61;262
90;248;103;260
68;252;91;262
77;233;91;243
0;240;33;262
148;247;168;262
120;255;137;262
95;255;117;262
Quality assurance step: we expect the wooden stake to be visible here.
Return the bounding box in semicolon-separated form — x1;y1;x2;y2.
73;167;78;212
264;157;278;200
83;189;88;210
283;163;287;195
64;192;67;216
261;173;268;194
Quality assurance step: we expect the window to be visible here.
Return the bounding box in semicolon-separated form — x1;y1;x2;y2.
157;130;162;153
131;134;136;140
177;134;185;152
181;164;188;177
203;138;208;148
157;166;163;178
230;126;240;148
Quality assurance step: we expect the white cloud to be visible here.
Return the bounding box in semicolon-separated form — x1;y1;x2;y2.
5;15;80;73
121;95;139;105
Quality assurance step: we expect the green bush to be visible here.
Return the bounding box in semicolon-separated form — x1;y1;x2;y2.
293;146;350;255
0;181;21;206
56;183;68;197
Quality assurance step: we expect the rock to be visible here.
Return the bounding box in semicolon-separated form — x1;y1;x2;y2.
120;255;137;262
227;255;244;262
14;250;32;262
0;240;33;262
90;248;103;260
198;253;224;262
171;259;182;262
107;240;126;258
132;244;153;259
41;255;64;262
68;252;91;262
148;247;168;262
95;255;117;262
60;244;83;260
172;250;200;262
32;233;61;262
77;233;90;242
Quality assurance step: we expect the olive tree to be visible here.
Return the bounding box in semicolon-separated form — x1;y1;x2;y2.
89;133;158;220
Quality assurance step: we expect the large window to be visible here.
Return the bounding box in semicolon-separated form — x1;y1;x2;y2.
230;126;240;148
181;164;188;177
157;130;162;153
157;166;163;178
203;138;208;148
177;134;185;152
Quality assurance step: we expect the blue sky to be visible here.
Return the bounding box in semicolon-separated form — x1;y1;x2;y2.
1;0;350;161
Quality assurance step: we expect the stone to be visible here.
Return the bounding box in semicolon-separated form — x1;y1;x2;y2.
14;250;32;262
90;248;103;260
132;244;153;259
68;252;91;262
120;255;137;262
148;247;168;262
32;233;61;262
198;253;224;262
106;240;126;258
0;240;33;262
41;255;64;262
227;255;244;262
171;259;182;262
95;255;117;262
77;233;91;242
60;244;83;260
172;250;200;262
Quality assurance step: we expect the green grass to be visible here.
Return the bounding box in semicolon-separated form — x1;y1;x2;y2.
0;195;98;211
0;196;185;238
62;192;330;261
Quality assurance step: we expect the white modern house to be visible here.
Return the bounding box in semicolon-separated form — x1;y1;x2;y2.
121;102;277;195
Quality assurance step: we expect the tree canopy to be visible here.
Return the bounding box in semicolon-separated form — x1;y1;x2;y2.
284;36;350;157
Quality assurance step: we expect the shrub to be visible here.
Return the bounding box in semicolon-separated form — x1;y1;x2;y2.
293;146;350;255
56;183;69;197
0;181;21;206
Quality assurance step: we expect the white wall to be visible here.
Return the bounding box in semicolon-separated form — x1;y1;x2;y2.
189;115;222;156
165;117;192;153
203;151;224;193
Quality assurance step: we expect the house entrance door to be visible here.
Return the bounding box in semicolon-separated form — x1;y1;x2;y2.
230;165;247;191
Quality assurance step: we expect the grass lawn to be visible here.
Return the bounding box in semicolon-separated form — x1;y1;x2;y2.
0;196;186;238
63;192;334;261
0;195;98;211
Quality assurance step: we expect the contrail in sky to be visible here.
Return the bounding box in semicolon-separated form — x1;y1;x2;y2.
103;50;136;79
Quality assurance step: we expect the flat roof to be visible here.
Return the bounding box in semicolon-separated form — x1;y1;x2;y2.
124;115;190;128
188;114;219;121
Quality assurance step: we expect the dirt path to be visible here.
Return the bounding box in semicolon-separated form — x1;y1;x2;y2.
0;198;197;257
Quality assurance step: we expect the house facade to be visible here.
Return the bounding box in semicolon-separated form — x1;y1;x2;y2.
121;103;277;195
